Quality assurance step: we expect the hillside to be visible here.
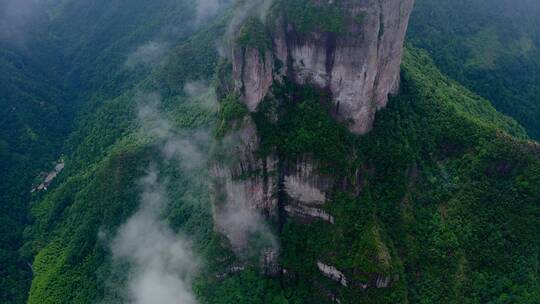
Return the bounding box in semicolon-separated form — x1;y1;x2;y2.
408;0;540;140
0;0;230;302
1;1;539;303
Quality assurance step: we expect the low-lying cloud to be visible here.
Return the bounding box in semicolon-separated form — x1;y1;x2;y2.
215;182;278;255
107;91;214;303
218;0;273;58
184;81;218;111
211;128;279;264
124;0;232;70
0;0;45;46
110;168;198;304
195;0;221;26
136;92;213;170
124;41;171;69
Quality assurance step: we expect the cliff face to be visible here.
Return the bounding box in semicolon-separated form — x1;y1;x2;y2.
233;0;414;134
223;0;414;246
213;0;414;296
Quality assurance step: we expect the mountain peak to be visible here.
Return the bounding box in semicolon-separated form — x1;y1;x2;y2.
232;0;414;133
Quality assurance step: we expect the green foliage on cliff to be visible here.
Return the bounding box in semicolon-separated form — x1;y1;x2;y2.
253;83;355;174
278;0;345;33
216;94;249;138
237;17;273;51
195;269;289;304
250;47;540;303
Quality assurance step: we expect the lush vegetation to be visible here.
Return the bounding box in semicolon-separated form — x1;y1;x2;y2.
277;0;346;33
253;83;356;174
216;94;249;138
245;47;540;302
0;43;69;303
408;0;540;140
237;17;273;51
1;1;540;304
21;11;229;302
0;0;223;302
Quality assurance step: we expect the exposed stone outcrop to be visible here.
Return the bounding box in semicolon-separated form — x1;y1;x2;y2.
232;48;274;112
211;0;414;292
211;118;278;217
284;204;335;224
216;266;246;279
283;155;331;204
317;262;348;287
353;274;394;290
376;276;391;288
210;117;280;266
233;0;415;134
284;176;326;204
31;160;65;192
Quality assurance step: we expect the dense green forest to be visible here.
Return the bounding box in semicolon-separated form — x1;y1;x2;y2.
408;0;540;140
22;41;540;302
1;0;539;303
0;0;228;302
255;47;539;302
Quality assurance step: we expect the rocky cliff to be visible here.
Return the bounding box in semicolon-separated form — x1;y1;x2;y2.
212;0;414;298
233;0;414;134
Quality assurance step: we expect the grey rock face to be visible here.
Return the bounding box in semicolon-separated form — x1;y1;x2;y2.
213;0;414;281
232;48;274;112
210;118;279;255
283;155;331;205
317;262;348;287
285;204;335;224
233;0;414;134
211;118;278;215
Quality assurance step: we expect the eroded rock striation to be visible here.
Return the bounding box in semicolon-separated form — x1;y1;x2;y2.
211;0;414;294
233;0;415;134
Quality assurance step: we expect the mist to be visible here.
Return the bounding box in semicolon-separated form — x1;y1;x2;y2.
108;1;281;298
184;81;218;111
125;41;171;69
0;0;45;46
107;91;215;304
125;0;231;69
195;0;221;25
110;168;198;304
210;0;279;261
228;0;273;33
219;0;273;57
211;127;279;264
215;182;278;255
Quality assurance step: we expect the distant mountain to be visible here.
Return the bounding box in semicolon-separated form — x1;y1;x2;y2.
408;0;540;140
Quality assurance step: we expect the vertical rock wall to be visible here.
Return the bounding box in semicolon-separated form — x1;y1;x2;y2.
213;0;415;295
234;0;415;134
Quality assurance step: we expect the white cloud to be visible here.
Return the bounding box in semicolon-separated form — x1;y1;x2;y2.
110;168;198;304
124;41;171;69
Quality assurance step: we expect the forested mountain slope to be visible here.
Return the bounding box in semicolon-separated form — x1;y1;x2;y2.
25;18;228;303
0;0;230;302
25;40;540;303
1;1;540;303
408;0;540;139
1;2;68;301
0;46;68;304
22;2;540;304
